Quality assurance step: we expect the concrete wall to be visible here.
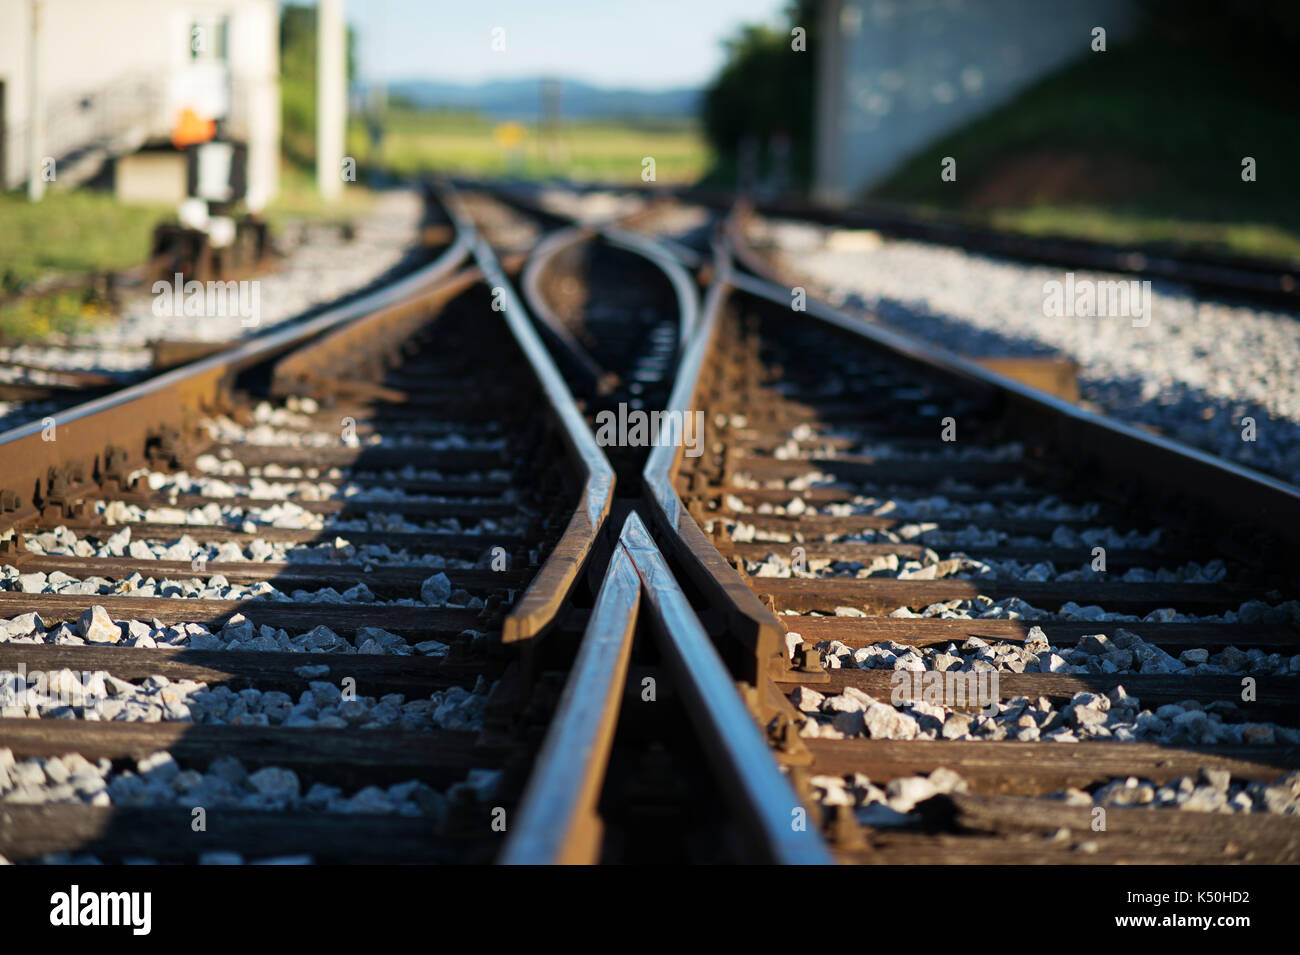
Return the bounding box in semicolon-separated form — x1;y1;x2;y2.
115;150;189;203
813;0;1139;203
0;0;278;206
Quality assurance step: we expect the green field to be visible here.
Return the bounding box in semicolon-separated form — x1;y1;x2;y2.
353;109;711;184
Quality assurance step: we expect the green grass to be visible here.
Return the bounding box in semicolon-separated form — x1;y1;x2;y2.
0;190;170;342
0;290;115;343
264;162;378;234
983;207;1300;262
867;27;1300;262
358;108;711;184
0;190;170;293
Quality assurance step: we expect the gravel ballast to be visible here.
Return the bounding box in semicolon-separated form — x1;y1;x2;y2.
805;764;1300;831
753;217;1300;484
0;608;484;655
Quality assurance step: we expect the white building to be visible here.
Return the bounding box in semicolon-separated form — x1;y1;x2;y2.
813;0;1139;203
0;0;279;208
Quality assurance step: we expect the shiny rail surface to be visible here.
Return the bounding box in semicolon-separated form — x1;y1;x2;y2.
501;540;639;864
0;184;620;863
646;220;1300;863
618;512;834;865
467;228;616;642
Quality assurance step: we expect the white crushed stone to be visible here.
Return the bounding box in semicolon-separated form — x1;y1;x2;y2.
794;618;1300;678
805;764;1300;830
792;683;1300;747
0;609;486;655
0;667;493;730
755;216;1300;484
0;746;502;821
20;524;487;568
0;566;489;610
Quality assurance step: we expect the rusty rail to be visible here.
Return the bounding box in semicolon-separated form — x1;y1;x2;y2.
723;208;1300;551
0;221;472;533
465;225;616;643
618;512;834;864
505;510;833;864
501;536;640;864
640;241;790;688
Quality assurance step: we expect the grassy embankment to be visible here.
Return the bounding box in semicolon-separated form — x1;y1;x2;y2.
867;27;1300;261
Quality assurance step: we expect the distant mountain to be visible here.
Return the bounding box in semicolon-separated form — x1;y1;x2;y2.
384;78;701;120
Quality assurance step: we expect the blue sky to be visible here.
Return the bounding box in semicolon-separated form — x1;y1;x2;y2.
333;0;790;89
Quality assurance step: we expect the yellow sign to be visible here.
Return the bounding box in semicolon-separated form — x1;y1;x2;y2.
494;122;527;149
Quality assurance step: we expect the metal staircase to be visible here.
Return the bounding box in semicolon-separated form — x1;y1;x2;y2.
3;73;166;191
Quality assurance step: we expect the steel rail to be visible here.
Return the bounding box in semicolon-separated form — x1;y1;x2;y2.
520;226;617;394
0;217;473;529
643;236;731;528
0;229;471;449
714;195;1300;306
618;512;834;865
640;239;789;685
467;226;617;642
500;540;640;864
721;211;1300;549
519;217;701;393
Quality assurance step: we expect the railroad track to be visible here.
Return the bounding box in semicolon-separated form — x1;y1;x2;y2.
0;186;450;420
503;178;1300;306
483;182;1300;863
0;181;774;864
0;185;617;863
728;194;1300;309
457;186;823;862
638;205;1300;863
2;179;1297;865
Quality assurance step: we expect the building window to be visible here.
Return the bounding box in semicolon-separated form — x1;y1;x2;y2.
190;17;230;62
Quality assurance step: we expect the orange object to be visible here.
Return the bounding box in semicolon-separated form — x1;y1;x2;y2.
171;108;216;149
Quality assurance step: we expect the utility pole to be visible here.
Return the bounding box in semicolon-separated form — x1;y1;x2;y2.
539;77;561;167
27;0;45;201
316;0;345;200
